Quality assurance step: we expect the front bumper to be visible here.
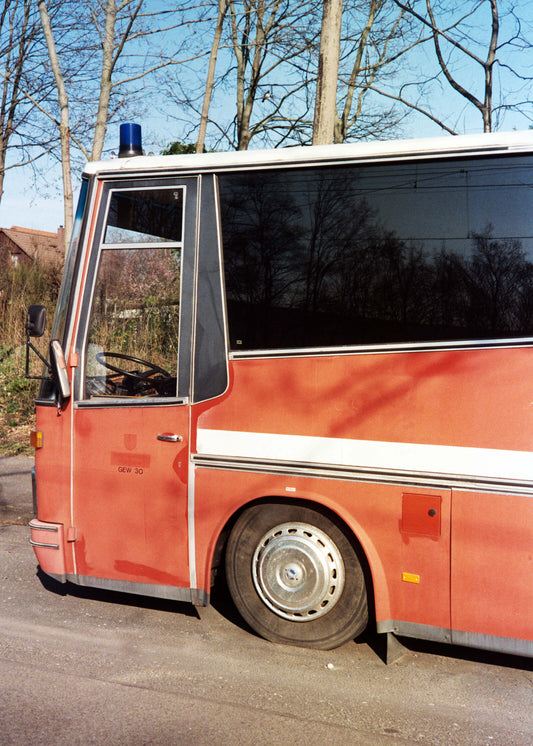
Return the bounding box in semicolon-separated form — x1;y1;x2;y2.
29;519;66;583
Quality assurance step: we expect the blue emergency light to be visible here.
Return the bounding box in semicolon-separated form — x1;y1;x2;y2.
119;122;143;157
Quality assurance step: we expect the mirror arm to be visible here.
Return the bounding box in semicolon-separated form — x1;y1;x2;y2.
25;333;52;380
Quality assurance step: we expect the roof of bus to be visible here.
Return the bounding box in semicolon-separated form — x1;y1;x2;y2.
83;129;533;178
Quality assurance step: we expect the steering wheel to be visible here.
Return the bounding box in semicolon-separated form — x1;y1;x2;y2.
95;352;172;395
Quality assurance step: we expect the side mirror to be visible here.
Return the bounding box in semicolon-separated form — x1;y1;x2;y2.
26;305;47;338
25;305;51;382
50;340;71;400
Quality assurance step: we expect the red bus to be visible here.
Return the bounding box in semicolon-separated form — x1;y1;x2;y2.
28;126;533;656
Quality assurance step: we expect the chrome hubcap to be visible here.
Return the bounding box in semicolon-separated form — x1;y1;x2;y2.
252;522;345;622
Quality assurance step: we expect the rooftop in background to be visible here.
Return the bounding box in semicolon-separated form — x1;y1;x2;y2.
0;225;64;268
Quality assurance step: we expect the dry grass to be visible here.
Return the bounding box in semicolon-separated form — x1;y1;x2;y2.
0;345;39;455
0;261;60;455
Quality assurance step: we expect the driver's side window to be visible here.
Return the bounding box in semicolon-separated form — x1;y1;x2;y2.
84;187;183;399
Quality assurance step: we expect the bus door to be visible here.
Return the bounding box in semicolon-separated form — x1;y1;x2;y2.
70;177;197;595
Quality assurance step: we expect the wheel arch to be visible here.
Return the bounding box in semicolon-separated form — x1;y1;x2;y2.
208;493;389;627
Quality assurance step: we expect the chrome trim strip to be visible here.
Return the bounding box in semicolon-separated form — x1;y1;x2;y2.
29;540;60;549
75;397;189;408
192;455;533;497
101;241;183;251
31;467;37;515
70;368;77;576
66;573;209;606
229;337;533;360
185;176;200;592
377;619;533;658
188;460;197;590
46;571;67;584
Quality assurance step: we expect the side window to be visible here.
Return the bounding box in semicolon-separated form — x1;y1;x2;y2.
84;188;183;399
219;155;533;351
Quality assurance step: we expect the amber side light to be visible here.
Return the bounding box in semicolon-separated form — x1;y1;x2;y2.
30;430;43;449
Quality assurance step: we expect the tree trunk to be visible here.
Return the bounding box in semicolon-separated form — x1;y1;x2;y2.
197;0;227;153
313;0;343;145
38;0;72;251
423;0;498;133
91;0;117;160
483;0;499;133
335;0;381;142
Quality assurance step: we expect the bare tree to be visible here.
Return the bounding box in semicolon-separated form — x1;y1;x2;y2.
38;0;201;247
192;0;418;148
196;0;228;153
391;0;533;133
334;0;415;142
89;0;145;160
0;1;52;207
188;0;322;150
427;0;497;132
38;0;74;246
228;0;301;150
39;0;150;245
164;0;416;149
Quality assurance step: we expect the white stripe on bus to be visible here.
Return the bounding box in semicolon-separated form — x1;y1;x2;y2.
196;428;533;484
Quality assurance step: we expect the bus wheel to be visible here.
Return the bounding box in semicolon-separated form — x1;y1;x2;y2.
225;503;368;650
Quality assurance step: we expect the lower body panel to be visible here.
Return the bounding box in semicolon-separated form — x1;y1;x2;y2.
378;619;533;658
29;518;208;606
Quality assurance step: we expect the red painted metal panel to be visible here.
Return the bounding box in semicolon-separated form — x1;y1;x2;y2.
402;493;441;537
34;404;74;575
72;405;190;587
195;348;533;643
451;491;533;641
199;348;533;453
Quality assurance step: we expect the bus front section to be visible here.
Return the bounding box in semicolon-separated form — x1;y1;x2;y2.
28;178;90;583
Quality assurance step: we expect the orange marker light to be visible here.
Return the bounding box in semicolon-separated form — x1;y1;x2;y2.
30;430;43;449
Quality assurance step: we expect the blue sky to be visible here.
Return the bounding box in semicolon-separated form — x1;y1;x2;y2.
0;183;66;234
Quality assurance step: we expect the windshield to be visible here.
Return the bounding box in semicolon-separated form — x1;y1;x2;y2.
51;179;90;344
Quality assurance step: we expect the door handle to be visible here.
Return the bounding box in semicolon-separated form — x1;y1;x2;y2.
157;433;183;442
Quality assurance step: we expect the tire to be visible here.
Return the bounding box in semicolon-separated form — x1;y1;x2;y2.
225;503;368;650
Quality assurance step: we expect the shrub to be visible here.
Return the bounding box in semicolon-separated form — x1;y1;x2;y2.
0;261;61;454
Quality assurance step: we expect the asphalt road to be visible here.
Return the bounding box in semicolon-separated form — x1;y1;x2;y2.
0;455;34;525
1;456;533;744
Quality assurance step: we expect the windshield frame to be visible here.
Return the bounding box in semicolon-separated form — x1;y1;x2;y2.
50;178;91;346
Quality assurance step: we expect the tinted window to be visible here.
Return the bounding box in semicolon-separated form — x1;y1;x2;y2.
104;188;183;244
218;155;533;350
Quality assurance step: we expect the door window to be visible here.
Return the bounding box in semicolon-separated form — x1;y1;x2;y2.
84;187;183;399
